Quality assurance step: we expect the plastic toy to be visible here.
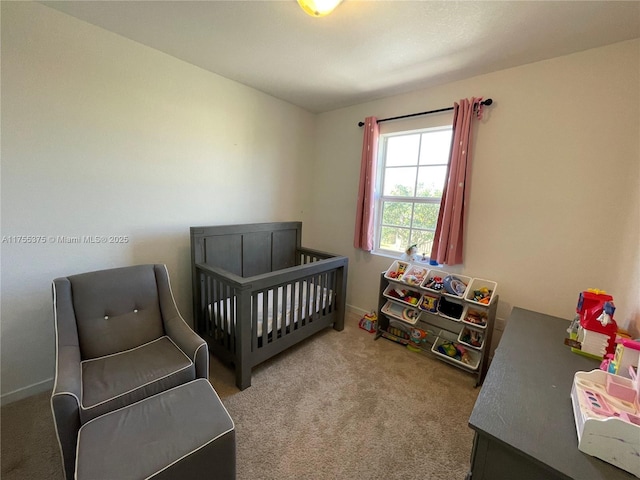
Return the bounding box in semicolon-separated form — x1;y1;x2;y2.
610;337;640;378
386;325;411;341
571;367;640;476
385;261;408;280
471;287;492;304
423;276;444;291
358;311;378;333
460;328;483;348
387;287;420;305
401;265;427;286
407;327;428;352
464;309;487;327
436;341;472;364
570;289;617;360
418;295;438;313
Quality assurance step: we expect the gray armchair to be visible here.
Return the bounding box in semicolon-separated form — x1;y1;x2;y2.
50;264;209;480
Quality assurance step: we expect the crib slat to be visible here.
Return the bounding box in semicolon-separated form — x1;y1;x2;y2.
251;291;258;352
232;285;238;353
262;289;269;346
273;285;280;341
207;275;214;338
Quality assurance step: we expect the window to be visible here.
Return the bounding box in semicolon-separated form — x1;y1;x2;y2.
375;126;453;258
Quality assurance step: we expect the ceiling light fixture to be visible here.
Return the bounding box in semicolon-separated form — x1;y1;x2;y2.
297;0;343;18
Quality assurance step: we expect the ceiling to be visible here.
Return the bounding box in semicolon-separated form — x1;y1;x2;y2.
41;1;640;114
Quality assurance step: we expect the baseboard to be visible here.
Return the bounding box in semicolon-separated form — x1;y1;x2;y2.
346;304;371;318
1;377;53;406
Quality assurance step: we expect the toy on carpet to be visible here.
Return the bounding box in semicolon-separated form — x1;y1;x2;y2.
358;311;378;333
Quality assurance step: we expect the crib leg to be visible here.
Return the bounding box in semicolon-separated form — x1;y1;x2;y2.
236;365;252;391
333;314;345;332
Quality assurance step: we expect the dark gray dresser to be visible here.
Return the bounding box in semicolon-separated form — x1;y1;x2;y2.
467;307;636;480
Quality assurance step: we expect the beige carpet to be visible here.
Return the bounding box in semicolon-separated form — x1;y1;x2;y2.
1;314;481;479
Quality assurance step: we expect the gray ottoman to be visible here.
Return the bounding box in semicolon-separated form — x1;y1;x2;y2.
75;379;235;479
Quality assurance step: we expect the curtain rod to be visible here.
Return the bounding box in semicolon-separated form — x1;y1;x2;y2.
357;98;493;127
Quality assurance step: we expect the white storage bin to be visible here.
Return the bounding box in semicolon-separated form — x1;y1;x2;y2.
384;260;409;282
437;296;467;322
431;330;481;371
462;308;488;329
466;278;498;306
400;264;429;287
421;269;449;293
381;300;420;325
458;326;485;350
441;273;471;299
382;284;422;308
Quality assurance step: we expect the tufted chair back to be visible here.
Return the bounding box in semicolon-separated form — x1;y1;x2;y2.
68;264;165;359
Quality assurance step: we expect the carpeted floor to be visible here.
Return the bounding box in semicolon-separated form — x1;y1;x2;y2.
1;314;481;479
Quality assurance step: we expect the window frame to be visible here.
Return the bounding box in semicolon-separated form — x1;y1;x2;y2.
373;125;452;259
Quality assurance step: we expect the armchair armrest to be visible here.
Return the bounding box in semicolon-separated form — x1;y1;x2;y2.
155;265;209;379
51;279;82;480
51;346;82;480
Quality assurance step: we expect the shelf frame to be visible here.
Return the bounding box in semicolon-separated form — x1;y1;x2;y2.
375;272;498;387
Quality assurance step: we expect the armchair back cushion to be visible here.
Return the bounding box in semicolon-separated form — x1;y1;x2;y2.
69;265;164;359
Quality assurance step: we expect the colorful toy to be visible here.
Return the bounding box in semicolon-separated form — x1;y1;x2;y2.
401;265;428;286
418;295;438;313
610;337;640;378
387;287;420;306
571;367;640;476
471;287;492;304
460;328;483;348
436;341;472;364
464;309;487;327
423;276;444;291
386;324;411;341
570;289;617;360
385;261;408;280
358;311;378;333
407;327;428;352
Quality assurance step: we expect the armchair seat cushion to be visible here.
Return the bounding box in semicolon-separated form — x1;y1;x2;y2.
80;336;195;423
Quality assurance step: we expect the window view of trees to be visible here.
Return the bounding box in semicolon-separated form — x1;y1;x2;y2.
376;127;452;257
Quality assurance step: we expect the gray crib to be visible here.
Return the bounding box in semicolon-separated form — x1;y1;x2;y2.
190;222;348;390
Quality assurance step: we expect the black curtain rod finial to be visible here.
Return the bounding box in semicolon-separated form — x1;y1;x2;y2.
358;98;493;127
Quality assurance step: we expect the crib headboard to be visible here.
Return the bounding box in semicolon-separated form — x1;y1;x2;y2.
190;222;302;278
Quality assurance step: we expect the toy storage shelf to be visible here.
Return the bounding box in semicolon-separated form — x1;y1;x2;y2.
375;270;498;387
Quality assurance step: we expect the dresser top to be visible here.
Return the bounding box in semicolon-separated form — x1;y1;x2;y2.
469;306;635;479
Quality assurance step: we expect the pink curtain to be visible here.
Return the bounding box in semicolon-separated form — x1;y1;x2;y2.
430;98;485;265
354;116;379;251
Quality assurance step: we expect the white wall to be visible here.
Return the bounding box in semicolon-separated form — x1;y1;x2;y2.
308;39;640;335
0;2;315;402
